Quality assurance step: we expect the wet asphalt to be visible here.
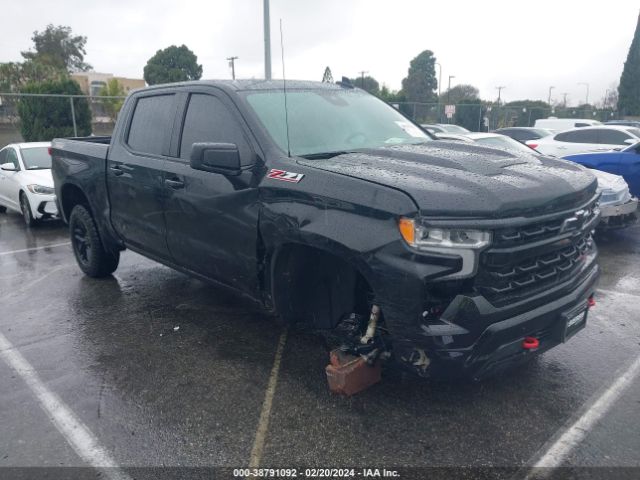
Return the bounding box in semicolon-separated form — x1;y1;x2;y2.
0;210;639;478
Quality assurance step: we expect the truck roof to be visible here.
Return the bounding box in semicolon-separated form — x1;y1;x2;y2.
137;79;347;94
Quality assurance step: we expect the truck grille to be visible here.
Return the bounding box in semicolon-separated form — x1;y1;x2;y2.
475;201;599;305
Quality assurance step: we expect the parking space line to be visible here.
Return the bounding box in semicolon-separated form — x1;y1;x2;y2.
524;354;640;478
249;329;288;468
0;241;71;256
0;331;131;480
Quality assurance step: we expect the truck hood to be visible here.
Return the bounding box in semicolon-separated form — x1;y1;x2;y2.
297;142;598;218
17;169;54;188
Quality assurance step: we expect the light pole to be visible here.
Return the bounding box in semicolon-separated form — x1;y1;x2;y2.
578;82;589;106
264;0;271;80
358;70;368;90
227;56;238;80
447;75;455;103
435;62;442;99
562;92;569;108
547;86;555;106
496;86;506;104
604;89;610;109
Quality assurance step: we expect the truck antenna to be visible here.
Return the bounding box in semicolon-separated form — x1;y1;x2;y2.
280;18;291;158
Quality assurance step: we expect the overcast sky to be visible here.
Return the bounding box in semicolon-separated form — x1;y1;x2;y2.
2;0;638;106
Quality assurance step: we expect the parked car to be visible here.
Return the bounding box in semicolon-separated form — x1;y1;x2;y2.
563;141;640;197
494;127;553;143
52;80;599;380
534;118;602;132
420;124;446;134
434;132;541;154
605;120;640;128
529;126;640;157
0;142;58;226
436;123;470;134
589;170;637;229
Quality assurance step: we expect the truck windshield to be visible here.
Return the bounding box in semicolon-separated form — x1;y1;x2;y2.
243;88;431;157
20;147;51;170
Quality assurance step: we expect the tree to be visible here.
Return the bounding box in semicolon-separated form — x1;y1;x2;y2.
401;50;438;103
378;85;405;104
618;12;640;115
351;75;379;95
401;50;438;121
144;45;203;85
98;78;126;122
17;78;92;141
21;24;91;72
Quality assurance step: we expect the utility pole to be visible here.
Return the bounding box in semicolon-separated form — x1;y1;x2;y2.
264;0;271;80
496;85;506;104
227;56;238;80
578;82;589;105
358;70;368;89
435;62;442;98
562;92;569;108
447;75;455;103
547;86;555;105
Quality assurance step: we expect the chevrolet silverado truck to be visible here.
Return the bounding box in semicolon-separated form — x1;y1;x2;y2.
51;80;600;379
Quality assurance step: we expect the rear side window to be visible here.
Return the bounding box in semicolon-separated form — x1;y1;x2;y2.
595;129;631;145
127;94;175;155
179;93;252;164
555;130;597;143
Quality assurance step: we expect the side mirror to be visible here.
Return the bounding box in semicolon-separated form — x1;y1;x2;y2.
190;142;241;175
0;162;17;171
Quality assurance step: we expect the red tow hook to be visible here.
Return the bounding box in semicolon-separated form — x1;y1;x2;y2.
522;336;540;350
588;296;596;308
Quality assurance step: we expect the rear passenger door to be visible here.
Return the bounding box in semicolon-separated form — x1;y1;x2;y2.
553;130;600;155
162;89;261;293
107;92;179;259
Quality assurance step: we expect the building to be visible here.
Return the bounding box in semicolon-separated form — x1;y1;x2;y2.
71;72;146;96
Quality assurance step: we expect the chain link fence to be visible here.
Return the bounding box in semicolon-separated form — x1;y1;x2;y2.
392;102;620;132
0;93;625;148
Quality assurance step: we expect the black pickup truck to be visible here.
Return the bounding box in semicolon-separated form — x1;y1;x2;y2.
51;80;600;379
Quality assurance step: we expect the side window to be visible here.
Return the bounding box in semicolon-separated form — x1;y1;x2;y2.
596;129;631;145
179;93;252;164
0;148;7;165
555;130;596;143
6;149;20;170
127;94;175;155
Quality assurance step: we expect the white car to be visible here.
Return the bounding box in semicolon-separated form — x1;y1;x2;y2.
0;142;58;226
527;125;640;157
534;118;602;132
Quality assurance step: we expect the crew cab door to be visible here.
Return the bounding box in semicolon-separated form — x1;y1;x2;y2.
162;90;261;293
107;92;179;259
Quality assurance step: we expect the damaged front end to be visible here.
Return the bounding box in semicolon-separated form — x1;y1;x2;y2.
358;194;601;380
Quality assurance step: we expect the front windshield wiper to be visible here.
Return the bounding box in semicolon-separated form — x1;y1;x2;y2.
299;150;354;160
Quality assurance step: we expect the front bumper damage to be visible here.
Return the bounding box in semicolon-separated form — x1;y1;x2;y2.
598;197;638;230
368;197;601;380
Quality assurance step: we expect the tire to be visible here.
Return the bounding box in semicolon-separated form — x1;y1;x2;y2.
69;204;119;277
20;192;37;227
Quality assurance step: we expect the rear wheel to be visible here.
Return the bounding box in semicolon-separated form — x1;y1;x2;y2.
19;193;37;227
69;204;119;277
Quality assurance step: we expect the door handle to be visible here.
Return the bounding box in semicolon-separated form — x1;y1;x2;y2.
109;165;124;176
164;178;185;189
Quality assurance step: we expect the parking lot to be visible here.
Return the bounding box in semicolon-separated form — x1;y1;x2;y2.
1;210;640;478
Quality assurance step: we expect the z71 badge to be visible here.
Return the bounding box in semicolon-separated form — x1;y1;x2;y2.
267;169;305;183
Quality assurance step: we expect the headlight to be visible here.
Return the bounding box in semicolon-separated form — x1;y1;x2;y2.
27;184;54;195
399;217;492;279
